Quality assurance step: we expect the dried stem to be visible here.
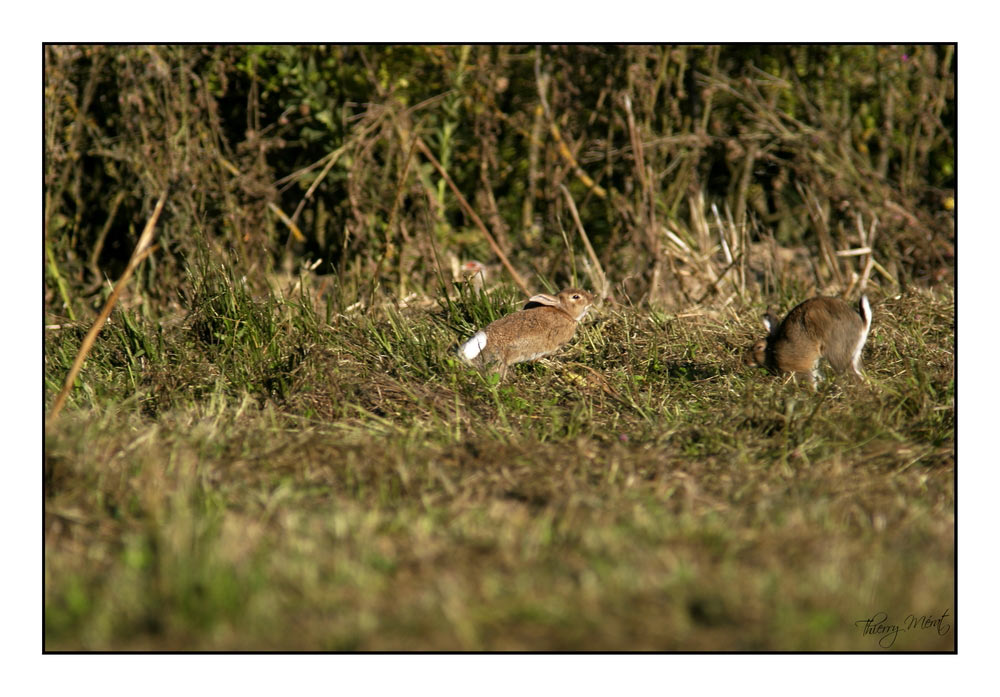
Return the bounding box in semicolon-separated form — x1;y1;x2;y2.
560;184;609;301
412;135;531;297
47;191;168;426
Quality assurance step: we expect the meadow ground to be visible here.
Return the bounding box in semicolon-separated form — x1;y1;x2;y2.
43;274;954;651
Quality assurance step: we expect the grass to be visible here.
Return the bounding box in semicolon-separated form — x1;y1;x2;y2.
43;268;954;651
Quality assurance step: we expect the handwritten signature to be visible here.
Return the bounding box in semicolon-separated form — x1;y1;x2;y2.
855;610;951;648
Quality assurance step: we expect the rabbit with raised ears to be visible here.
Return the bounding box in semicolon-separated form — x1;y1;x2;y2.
459;288;595;378
747;295;872;386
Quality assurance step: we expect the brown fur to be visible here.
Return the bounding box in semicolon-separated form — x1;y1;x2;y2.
747;296;871;386
466;288;594;378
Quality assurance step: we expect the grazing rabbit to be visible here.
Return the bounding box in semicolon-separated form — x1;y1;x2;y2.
747;295;872;386
459;288;594;378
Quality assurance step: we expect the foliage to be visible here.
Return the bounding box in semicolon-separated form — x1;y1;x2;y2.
44;44;954;318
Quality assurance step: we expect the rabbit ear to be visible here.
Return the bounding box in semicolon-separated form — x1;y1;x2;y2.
525;293;560;307
763;311;779;336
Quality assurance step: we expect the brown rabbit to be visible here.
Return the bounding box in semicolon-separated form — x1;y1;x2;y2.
747;295;872;386
459;288;594;378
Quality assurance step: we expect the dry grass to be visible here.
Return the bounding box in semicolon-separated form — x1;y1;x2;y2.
44;274;954;651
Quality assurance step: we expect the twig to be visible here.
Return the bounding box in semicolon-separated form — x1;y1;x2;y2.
290;143;348;224
45;238;76;321
856;213;878;293
267;201;306;243
411;135;531;297
366;134;421;309
696;253;743;305
273;146;341;186
560;184;609;300
711;203;733;265
726;203;748;300
534;51;607;200
556;222;580;290
388;129;422;239
797;181;843;286
85;189;126;293
47;191;168;426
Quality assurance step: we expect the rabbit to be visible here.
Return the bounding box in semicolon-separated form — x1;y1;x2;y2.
747;295;872;387
458;260;488;291
450;258;489;291
459;288;595;378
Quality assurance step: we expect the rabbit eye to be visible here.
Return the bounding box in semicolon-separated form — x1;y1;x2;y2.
572;294;580;300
